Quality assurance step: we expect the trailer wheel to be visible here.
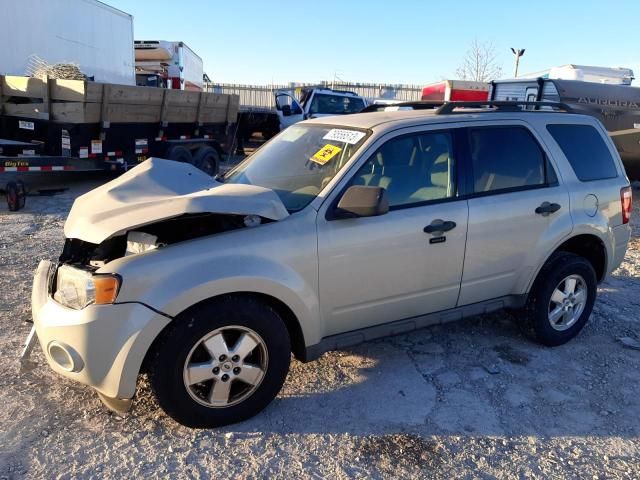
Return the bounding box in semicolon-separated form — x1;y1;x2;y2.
16;181;26;210
166;146;193;164
6;182;19;212
192;147;220;176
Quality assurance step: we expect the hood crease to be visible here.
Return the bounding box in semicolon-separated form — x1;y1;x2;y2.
64;158;289;244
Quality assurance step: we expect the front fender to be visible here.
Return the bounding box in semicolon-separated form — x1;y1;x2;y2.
105;249;322;347
160;256;321;345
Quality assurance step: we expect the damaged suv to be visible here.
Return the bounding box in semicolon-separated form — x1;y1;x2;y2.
24;102;632;428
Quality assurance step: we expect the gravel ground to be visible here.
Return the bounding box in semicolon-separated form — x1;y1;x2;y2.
0;175;639;479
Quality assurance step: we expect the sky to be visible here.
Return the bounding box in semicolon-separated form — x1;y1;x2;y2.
107;0;640;86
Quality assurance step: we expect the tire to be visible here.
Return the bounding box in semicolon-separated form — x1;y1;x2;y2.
149;295;291;428
165;145;193;164
16;180;26;210
523;252;597;346
6;182;19;212
192;146;220;176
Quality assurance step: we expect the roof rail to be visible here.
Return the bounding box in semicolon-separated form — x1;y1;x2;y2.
435;101;574;115
360;101;443;113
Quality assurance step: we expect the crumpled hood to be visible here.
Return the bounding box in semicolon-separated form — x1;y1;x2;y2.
64;158;289;244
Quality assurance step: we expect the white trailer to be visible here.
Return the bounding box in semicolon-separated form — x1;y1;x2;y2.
0;0;135;85
135;41;204;91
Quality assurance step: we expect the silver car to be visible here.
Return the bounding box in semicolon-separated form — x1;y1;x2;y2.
24;103;632;428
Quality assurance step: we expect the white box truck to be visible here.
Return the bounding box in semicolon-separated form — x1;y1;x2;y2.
135;41;204;91
0;0;135;85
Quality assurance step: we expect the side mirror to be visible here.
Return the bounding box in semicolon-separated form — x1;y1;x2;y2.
281;104;292;117
334;186;389;218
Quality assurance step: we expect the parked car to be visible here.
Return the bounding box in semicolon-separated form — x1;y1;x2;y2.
23;101;632;428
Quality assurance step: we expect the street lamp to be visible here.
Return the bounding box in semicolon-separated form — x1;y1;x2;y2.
511;48;525;77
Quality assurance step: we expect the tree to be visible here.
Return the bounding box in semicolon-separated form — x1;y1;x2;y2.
455;39;503;82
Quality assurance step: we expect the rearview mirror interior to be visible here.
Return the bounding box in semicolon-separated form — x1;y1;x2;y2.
334;186;389;219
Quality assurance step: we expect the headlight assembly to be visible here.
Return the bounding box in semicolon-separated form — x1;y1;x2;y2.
53;265;121;310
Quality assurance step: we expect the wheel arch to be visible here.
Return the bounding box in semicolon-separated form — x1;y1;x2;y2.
527;233;608;293
142;291;309;375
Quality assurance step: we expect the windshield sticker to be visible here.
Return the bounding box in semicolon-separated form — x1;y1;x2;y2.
323;129;366;145
311;144;342;165
280;126;307;142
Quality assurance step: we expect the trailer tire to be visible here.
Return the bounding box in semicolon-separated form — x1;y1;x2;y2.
192;146;220;176
166;146;193;164
16;181;26;210
6;182;20;212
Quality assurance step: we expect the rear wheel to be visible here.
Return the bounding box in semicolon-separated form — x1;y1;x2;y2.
149;296;291;428
165;145;193;164
192;146;220;176
523;252;597;346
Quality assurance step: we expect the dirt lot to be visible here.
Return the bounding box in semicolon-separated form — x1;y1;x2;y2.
0;174;639;479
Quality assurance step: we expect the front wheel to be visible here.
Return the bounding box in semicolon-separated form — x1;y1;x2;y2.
149;296;291;428
523;252;597;346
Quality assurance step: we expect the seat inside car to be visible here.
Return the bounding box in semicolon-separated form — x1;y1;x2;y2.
354;134;454;205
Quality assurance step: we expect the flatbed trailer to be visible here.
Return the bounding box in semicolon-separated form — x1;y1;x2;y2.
0;75;239;210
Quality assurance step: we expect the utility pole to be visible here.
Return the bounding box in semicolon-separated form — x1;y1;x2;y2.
511;48;525;77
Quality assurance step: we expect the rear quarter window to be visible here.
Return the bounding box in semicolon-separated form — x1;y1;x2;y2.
546;124;618;181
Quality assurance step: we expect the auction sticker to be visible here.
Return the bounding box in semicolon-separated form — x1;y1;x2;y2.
311;144;342;165
323;129;366;145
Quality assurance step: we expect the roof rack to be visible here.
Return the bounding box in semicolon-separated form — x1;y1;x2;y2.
360;101;443;113
434;101;574;115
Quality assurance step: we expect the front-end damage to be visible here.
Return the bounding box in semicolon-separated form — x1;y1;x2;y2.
24;158;291;411
59;157;289;268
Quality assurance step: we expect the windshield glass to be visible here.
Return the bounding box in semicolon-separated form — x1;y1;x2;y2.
223;124;369;211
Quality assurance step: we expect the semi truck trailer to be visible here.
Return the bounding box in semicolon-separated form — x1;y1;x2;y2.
0;0;135;85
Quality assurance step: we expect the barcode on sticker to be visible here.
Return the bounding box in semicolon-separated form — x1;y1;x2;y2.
323;129;366;145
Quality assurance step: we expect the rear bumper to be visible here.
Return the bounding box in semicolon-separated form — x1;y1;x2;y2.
30;260;171;401
610;224;632;274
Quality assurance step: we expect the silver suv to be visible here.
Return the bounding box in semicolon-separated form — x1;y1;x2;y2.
24;102;632;428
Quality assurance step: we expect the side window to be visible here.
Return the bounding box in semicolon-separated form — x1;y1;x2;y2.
470;127;548;194
546;124;618;181
351;131;456;208
275;94;302;114
311;94;365;114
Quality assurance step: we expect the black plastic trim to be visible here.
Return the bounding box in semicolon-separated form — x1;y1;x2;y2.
303;294;528;362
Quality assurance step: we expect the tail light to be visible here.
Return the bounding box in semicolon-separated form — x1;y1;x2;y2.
621;186;632;224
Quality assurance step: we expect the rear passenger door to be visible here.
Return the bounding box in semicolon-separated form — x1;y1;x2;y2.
458;122;572;306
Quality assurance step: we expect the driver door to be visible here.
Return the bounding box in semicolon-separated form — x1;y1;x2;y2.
317;128;469;336
275;93;304;130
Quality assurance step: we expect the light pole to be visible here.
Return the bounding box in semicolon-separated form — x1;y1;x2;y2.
511;48;525;77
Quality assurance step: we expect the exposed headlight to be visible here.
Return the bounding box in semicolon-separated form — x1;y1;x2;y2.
53;265;121;310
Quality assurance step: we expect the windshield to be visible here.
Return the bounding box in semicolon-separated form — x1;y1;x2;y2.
223;124;369;211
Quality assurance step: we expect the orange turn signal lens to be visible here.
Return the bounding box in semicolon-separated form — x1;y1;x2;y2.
93;275;121;305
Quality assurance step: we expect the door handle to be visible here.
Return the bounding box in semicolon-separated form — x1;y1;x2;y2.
424;219;457;234
535;202;561;216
